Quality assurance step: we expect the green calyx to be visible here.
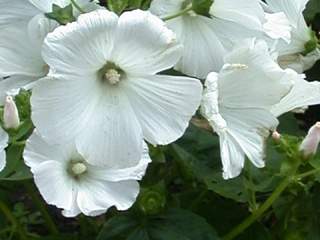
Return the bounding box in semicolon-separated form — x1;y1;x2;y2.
45;4;76;25
303;29;319;56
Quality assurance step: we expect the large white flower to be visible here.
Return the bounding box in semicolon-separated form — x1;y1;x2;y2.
263;0;320;73
201;39;294;179
24;131;150;217
31;10;202;167
0;127;8;172
0;0;99;101
149;0;290;79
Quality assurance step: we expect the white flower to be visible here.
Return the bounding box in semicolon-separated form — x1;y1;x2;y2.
23;131;151;217
150;0;290;79
3;96;20;129
271;73;320;117
300;122;320;157
31;10;202;167
0;0;99;101
0;127;8;172
201;39;294;179
264;0;320;73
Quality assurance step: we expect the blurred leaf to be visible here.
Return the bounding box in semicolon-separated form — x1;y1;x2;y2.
304;0;320;22
108;0;128;14
97;208;220;240
192;0;213;16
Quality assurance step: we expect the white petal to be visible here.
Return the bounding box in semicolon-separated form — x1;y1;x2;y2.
220;40;293;108
0;128;8;172
263;12;291;43
265;0;308;26
0;0;38;28
201;72;227;132
211;0;265;31
32;161;75;211
89;142;151;182
219;132;245;180
77;178;139;216
42;9;119;76
221;107;278;169
0;76;39;103
271;76;320;117
168;16;225;78
0;23;46;77
111;10;182;75
76;86;144;168
24;131;70;169
149;0;184;18
123;75;202;145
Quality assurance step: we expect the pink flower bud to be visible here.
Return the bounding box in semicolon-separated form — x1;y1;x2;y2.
272;131;281;142
300;122;320;157
3;96;20;129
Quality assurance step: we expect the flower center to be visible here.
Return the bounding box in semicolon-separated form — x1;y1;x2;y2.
71;162;87;176
99;62;125;86
104;68;121;85
67;158;88;179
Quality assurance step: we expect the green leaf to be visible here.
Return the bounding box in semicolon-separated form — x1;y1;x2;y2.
192;0;213;16
107;0;129;15
45;4;76;25
304;0;320;22
97;208;221;240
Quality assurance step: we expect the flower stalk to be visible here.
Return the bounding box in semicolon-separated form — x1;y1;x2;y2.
162;4;193;21
70;0;86;13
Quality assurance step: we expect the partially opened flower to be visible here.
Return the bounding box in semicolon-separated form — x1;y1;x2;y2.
263;0;320;73
23;131;151;217
0;0;99;101
0;127;8;172
31;10;202;167
201;39;293;179
150;0;290;79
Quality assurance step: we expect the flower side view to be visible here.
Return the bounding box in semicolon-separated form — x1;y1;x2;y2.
201;39;294;179
31;9;202;167
263;0;320;73
0;0;99;101
23;131;151;217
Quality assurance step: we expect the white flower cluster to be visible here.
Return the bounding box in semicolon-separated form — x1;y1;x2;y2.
0;0;319;217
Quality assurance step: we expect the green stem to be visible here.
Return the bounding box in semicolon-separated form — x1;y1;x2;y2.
296;167;320;179
70;0;86;13
223;177;292;240
0;201;28;240
162;5;193;21
24;183;59;235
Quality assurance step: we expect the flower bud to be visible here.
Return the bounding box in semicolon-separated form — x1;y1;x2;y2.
272;131;281;142
138;187;166;215
3;96;20;130
299;122;320;157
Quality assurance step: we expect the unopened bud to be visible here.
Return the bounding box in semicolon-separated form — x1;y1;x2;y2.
272;131;281;142
3;96;20;129
300;122;320;157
